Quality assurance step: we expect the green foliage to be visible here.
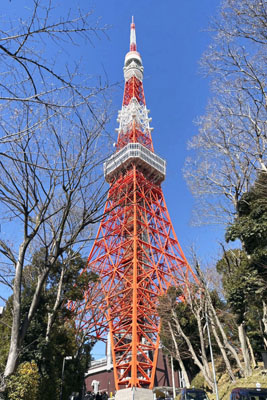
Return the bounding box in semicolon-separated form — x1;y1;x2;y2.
62;343;93;400
190;372;206;389
216;173;267;353
216;249;256;321
216;247;265;356
35;323;94;400
226;171;267;295
1;248;96;399
19;250;94;399
6;361;40;400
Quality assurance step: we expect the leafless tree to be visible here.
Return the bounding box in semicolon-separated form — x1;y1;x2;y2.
159;287;215;391
1;105;110;379
0;0;113;382
0;0;110;147
166;321;191;388
160;247;261;386
184;0;266;225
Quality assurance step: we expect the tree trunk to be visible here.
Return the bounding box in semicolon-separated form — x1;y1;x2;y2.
46;265;65;341
246;336;257;369
20;268;50;345
238;322;252;377
172;310;214;390
259;161;267;172
4;260;49;378
195;309;210;381
168;322;190;388
262;300;267;346
208;297;245;375
4;244;27;377
209;312;236;382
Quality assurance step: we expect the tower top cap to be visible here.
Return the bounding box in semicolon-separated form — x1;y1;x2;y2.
124;17;143;81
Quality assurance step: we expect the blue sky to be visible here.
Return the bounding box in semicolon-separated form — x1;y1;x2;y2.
1;0;224;354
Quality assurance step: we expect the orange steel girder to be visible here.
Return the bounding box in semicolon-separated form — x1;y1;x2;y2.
123;76;145;106
77;166;196;390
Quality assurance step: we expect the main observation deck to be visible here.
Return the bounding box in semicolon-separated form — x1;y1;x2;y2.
104;143;166;184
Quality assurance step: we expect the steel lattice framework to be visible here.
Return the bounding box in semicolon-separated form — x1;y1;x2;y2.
69;18;196;391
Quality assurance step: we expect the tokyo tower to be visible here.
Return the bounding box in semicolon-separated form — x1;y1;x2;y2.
72;18;196;399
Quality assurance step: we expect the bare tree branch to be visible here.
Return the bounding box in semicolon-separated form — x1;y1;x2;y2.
185;0;266;225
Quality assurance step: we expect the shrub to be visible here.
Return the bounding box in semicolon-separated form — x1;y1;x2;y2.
190;372;206;389
6;361;40;400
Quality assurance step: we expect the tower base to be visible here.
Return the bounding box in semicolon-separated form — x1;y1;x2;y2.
115;388;154;400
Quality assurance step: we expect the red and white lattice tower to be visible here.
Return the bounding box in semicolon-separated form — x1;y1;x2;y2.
71;18;196;393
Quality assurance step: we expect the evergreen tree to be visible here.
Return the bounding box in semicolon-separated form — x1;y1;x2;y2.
0;249;97;399
222;171;267;354
226;171;267;295
216;249;264;357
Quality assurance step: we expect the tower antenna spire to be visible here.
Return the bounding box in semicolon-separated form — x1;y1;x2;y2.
130;15;136;51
